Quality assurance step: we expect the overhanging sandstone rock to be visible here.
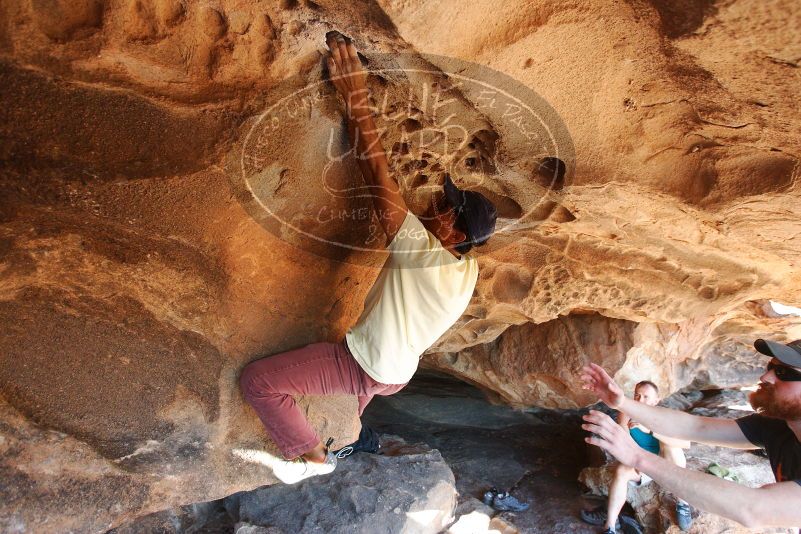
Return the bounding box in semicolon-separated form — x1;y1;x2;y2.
1;0;800;529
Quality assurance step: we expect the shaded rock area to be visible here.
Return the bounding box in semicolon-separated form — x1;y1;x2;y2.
424;313;636;409
363;371;602;533
111;370;602;534
2;0;801;529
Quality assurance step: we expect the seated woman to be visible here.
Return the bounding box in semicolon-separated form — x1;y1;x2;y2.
581;380;693;533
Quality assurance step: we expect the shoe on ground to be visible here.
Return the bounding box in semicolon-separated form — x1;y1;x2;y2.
492;491;529;512
601;528;616;534
676;501;693;531
271;450;337;484
619;514;644;534
581;505;619;529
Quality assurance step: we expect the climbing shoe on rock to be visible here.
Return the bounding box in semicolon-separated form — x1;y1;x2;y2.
272;439;337;484
334;425;381;458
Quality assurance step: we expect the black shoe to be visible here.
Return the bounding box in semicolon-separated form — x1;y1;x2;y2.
581;505;619;528
333;425;381;458
676;501;693;531
492;491;530;512
601;529;616;534
619;514;644;534
482;487;498;506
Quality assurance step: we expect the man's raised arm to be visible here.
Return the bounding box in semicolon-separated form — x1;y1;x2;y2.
582;409;801;528
581;363;754;449
326;33;408;243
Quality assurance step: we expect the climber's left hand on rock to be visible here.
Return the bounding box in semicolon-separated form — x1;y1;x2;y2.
326;32;368;105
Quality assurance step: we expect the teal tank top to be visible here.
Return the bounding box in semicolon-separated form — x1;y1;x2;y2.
630;426;660;455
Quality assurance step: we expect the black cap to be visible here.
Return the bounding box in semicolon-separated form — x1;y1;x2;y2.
754;339;801;368
444;175;497;247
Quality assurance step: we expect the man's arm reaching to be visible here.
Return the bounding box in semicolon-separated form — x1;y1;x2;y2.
583;409;801;528
581;363;755;449
326;33;408;243
654;432;691;449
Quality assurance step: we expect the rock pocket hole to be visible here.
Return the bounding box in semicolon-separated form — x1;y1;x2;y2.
533;156;567;191
400;118;422;132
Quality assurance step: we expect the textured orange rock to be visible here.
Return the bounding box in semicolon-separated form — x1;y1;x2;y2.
0;0;800;530
425;313;636;409
425;302;801;409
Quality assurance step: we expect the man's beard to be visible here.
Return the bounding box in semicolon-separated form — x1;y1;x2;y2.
750;384;801;420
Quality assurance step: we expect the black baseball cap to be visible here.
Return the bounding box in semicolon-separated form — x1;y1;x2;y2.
754;339;801;368
444;175;498;247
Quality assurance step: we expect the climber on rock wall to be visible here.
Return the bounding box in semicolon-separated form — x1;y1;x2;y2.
238;32;497;484
581;339;801;529
579;380;693;533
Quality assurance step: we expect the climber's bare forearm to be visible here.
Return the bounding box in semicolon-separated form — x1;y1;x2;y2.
347;98;394;186
344;89;407;240
327;33;408;240
346;104;374;184
345;98;397;198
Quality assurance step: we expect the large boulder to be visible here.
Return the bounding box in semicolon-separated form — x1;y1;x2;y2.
225;438;456;534
108;437;457;534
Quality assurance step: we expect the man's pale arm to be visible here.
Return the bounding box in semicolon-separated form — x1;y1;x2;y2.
620;398;753;448
584;410;801;528
581;363;754;448
636;451;801;528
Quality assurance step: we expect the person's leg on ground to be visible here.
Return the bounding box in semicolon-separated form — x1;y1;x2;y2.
662;444;688;501
239;341;380;462
662;444;692;530
661;443;686;468
606;463;641;531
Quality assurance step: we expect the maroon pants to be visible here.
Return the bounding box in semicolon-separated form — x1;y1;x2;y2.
239;341;406;459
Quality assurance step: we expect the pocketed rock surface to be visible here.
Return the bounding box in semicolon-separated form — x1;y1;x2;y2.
2;0;801;530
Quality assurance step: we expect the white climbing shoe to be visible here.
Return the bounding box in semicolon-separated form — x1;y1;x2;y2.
271;450;337;484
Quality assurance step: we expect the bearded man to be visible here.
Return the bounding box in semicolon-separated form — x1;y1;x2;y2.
580;339;801;529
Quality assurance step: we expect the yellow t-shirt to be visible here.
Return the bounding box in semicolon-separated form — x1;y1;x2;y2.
345;211;479;384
